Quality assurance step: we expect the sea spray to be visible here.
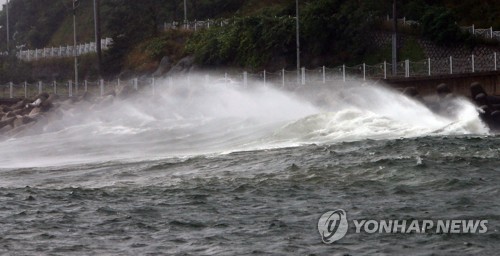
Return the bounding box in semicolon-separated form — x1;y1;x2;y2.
0;75;488;168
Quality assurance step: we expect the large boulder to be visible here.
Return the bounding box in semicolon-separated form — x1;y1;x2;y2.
166;56;195;76
13;115;35;128
153;56;172;77
12;99;31;110
0;117;14;129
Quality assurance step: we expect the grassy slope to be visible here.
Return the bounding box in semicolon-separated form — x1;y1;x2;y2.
38;0;498;77
48;1;103;46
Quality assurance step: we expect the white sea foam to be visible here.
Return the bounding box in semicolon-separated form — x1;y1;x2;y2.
0;75;489;168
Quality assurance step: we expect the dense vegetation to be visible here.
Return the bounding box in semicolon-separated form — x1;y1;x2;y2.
0;0;497;82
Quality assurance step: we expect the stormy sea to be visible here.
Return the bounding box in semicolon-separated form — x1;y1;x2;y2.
0;77;498;255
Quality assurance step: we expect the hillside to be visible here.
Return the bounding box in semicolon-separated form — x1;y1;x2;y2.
0;0;498;81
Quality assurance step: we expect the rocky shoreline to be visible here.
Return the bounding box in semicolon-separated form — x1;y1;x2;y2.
0;84;136;139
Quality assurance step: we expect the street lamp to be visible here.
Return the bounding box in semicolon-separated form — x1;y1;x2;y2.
184;0;187;29
392;0;397;76
93;0;102;77
73;0;79;89
296;0;300;83
6;0;9;52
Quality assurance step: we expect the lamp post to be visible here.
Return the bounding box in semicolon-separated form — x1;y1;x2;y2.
93;0;101;77
296;0;300;83
391;0;397;76
184;0;187;29
73;0;79;89
6;0;9;52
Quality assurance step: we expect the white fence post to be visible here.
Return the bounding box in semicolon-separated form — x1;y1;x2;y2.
428;58;431;76
363;63;366;81
9;82;13;98
243;71;248;87
85;80;88;92
494;52;498;71
263;70;266;86
471;54;475;73
53;81;57;95
134;78;138;90
472;24;475;35
405;59;409;77
450;56;453;74
24;81;27;98
282;69;285;88
301;67;305;85
384;61;387;79
491;27;493;39
100;79;104;97
342;64;346;82
322;66;326;84
152;77;156;95
38;81;42;94
68;80;73;97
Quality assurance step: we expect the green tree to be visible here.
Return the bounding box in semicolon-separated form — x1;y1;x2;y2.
420;7;467;46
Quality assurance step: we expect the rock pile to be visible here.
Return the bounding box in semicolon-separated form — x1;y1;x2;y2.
0;84;137;138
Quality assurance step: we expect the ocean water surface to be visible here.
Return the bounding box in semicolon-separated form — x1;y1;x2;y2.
0;78;498;255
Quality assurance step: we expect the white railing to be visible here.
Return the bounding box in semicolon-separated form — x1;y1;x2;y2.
15;38;113;61
462;25;500;41
162;19;231;31
389;16;500;42
1;52;498;99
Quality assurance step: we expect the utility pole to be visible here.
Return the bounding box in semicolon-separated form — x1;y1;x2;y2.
296;0;300;83
391;0;398;76
6;0;9;52
184;0;187;29
94;0;102;77
73;0;79;89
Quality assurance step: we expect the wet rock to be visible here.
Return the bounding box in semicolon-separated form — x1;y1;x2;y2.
167;55;195;75
40;96;54;112
13;115;35;128
0;117;14;129
153;56;172;77
436;83;452;98
12;108;26;116
12;99;30;110
6;111;16;118
1;106;12;113
29;107;42;117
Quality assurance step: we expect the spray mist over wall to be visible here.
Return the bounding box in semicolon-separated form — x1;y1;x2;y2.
0;74;488;168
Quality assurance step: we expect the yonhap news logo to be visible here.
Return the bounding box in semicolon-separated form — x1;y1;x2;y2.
317;210;349;243
318;209;488;244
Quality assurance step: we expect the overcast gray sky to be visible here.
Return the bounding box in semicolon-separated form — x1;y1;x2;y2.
0;1;7;10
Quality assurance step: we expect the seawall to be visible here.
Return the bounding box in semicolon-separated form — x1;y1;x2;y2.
385;71;500;97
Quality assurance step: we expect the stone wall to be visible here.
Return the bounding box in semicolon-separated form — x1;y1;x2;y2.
386;71;500;97
372;32;500;60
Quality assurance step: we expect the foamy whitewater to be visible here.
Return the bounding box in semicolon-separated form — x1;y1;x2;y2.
1;76;498;255
0;77;488;169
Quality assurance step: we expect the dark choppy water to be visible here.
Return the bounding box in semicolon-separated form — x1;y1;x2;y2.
0;79;499;255
1;136;499;255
